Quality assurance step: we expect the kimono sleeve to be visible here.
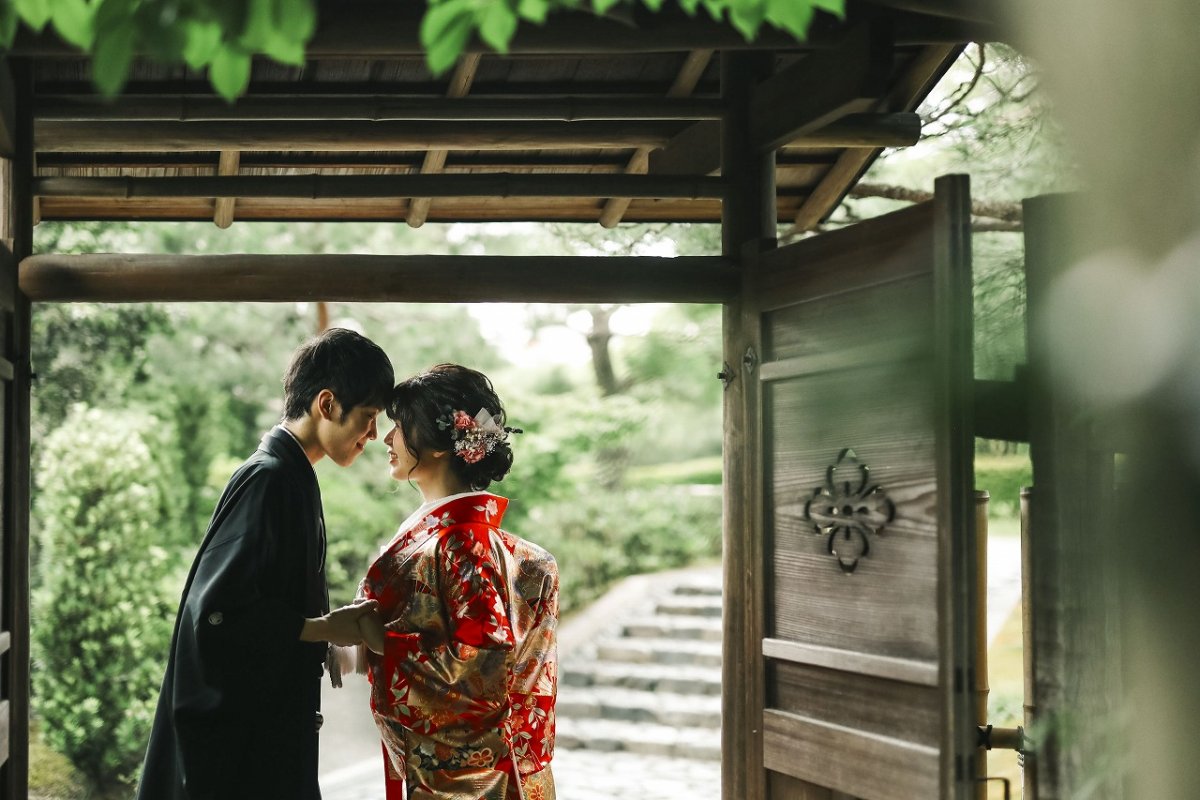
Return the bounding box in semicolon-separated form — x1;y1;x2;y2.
377;524;515;709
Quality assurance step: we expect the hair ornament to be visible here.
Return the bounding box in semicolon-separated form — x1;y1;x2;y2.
438;407;522;464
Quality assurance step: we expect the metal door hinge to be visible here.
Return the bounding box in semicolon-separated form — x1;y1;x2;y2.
717;362;735;390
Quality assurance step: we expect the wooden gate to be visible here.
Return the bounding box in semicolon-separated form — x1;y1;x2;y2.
724;174;977;800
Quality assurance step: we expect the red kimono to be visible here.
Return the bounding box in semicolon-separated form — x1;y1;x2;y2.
361;492;558;800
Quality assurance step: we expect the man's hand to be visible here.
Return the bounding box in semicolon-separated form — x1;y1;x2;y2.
300;598;379;646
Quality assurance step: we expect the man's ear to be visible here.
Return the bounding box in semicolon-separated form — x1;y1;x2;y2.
314;389;338;421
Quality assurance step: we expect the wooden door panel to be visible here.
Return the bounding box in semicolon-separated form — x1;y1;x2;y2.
730;174;975;800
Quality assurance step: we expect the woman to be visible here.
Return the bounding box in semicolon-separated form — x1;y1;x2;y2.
356;364;558;800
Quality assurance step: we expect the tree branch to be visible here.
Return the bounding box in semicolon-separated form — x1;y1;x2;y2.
849;181;1023;222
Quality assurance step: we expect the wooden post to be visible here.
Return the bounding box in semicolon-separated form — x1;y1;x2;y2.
1020;486;1037;800
1;58;32;800
974;490;990;800
720;50;774;800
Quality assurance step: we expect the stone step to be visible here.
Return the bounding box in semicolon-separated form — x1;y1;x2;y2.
556;686;722;728
560;661;722;696
670;581;723;598
655;595;723;618
622;615;724;642
555;717;721;761
595;637;722;668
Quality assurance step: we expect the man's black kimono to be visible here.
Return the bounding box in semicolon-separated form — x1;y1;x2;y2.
137;427;330;800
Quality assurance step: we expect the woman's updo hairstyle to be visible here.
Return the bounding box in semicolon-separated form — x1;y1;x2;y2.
387;363;515;491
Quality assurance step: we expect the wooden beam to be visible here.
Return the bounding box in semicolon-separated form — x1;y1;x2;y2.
751;22;894;152
650;112;920;176
862;0;995;23
408;54;482;228
791;44;960;232
35;120;684;152
35;94;726;122
212;150;239;229
18;253;740;303
33;173;727;199
600;49;714;228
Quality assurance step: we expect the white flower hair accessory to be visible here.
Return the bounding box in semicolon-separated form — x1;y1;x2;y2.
437;407;522;464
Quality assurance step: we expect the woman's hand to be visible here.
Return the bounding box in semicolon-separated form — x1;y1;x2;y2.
358;610;386;655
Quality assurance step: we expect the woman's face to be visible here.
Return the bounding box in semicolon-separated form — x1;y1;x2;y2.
383;422;421;483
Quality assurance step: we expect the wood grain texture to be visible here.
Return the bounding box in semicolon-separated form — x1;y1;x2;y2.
18;253;738;303
764;709;939;800
770;660;940;744
765;638;939;687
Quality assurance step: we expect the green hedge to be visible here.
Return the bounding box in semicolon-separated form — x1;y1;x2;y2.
524;486;722;616
32;406;178;793
975;455;1033;517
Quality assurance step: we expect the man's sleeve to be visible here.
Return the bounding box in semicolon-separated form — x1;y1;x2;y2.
186;469;306;673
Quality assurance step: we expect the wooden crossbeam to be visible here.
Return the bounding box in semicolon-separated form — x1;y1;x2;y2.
408;54;481;228
19;253;740;303
33;173;728;199
34;120;684;152
648;112;920;176
750;22;894;151
647;23;896;177
212;150;239;229
34;95;726;122
791;44;960;232
600;49;714;228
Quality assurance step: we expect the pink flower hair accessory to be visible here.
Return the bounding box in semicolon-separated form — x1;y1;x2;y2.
437;407;522;464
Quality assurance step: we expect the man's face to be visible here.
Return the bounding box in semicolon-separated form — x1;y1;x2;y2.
321;400;382;467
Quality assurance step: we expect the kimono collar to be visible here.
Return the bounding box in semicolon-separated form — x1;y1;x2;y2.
259;425;316;477
424;492;508;528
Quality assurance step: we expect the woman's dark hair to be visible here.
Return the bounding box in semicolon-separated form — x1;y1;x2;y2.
282;328;395;421
387;364;514;491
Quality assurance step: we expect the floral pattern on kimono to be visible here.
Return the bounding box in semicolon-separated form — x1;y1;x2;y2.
362;492;559;800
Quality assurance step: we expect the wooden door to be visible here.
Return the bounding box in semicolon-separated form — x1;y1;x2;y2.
723;174;977;800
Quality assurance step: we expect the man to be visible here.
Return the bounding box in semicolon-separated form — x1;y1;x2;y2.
137;327;395;800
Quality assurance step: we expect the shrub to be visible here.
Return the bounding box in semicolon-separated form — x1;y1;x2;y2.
32;405;179;792
975;454;1033;518
525;486;722;616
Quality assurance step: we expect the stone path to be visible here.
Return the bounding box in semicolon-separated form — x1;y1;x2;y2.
319;539;1023;800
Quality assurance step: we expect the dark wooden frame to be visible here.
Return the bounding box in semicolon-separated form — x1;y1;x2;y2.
0;3;993;797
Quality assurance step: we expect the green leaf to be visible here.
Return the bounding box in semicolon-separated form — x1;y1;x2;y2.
260;33;305;66
517;0;551;24
91;20;134;96
420;0;475;76
13;0;53;31
810;0;846;18
477;0;518;53
765;0;813;40
592;0;622;15
209;45;252;101
182;21;222;70
727;0;766;41
272;0;317;43
238;0;274;50
0;4;21;47
640;0;664;12
49;0;95;49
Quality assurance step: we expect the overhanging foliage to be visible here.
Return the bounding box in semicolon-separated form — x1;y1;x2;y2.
0;0;843;99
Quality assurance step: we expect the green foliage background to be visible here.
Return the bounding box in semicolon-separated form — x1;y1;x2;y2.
32;406;180;791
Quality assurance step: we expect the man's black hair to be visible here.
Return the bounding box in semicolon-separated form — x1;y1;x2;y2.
282;328;394;421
